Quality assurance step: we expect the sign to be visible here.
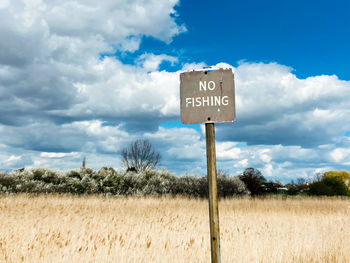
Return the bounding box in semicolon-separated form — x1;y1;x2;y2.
179;68;236;263
180;68;235;124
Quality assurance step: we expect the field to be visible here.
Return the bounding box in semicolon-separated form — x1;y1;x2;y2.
0;195;349;263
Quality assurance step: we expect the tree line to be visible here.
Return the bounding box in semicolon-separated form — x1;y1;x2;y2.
238;168;350;197
0;166;349;197
0;139;349;197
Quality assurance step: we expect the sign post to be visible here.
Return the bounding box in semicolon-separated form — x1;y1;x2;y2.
180;68;235;263
205;122;221;263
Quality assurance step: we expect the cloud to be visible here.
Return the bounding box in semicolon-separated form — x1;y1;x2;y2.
62;57;181;125
216;142;242;160
44;0;186;44
5;155;21;164
137;53;178;71
146;126;204;160
0;143;34;171
138;126;350;180
216;62;350;147
330;148;350;164
0;0;185;127
40;152;79;158
234;159;248;169
0;120;131;155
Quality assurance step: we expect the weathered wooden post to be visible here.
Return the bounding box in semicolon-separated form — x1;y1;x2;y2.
205;122;221;263
180;68;235;263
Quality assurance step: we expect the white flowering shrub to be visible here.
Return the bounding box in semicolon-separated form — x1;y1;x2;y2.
217;170;250;197
0;168;249;197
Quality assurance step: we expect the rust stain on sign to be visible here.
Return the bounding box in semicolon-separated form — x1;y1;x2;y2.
180;68;235;124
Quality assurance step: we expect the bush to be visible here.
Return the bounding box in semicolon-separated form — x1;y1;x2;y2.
217;171;250;197
173;174;203;197
286;187;298;196
0;167;250;198
309;177;349;196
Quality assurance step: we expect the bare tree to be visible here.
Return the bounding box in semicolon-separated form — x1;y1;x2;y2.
121;139;161;172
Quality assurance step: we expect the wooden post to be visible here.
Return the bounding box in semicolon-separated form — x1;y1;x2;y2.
205;123;221;263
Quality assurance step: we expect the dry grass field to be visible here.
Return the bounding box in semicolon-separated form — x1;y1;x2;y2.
0;194;349;263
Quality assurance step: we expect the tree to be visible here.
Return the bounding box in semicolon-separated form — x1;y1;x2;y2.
323;171;350;188
239;168;266;196
121;139;161;172
309;177;349;196
308;170;350;196
296;177;307;186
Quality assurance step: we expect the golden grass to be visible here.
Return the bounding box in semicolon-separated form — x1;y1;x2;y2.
0;194;349;263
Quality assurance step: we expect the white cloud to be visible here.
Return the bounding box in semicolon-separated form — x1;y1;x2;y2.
44;0;185;44
330;148;350;163
146;127;204;160
218;62;350;147
0;147;33;170
5;155;21;164
181;62;208;71
262;163;274;177
235;159;249;168
0;0;185;126
216;142;241;160
40;152;78;158
137;53;178;71
59;57;181;121
259;149;272;163
0;120;132;156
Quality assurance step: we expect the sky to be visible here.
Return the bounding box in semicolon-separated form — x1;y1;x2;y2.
0;0;350;183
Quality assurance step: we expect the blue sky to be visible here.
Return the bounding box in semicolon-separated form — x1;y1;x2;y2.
0;0;349;183
126;0;350;79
